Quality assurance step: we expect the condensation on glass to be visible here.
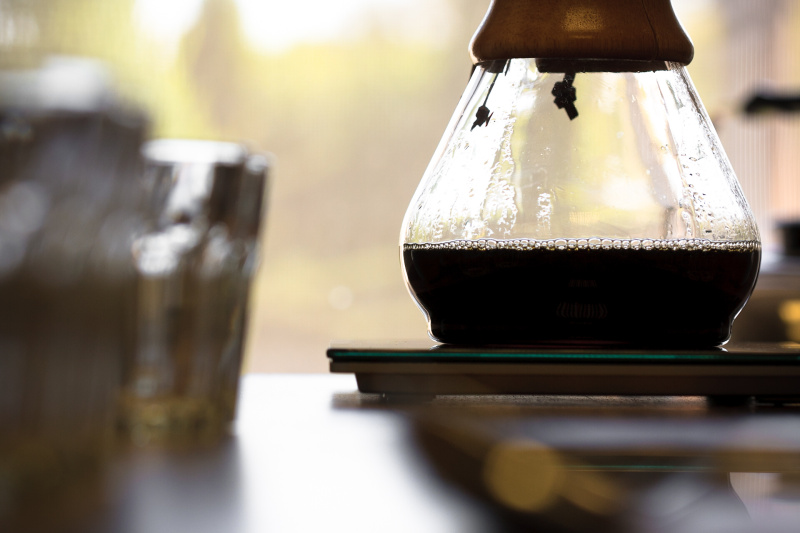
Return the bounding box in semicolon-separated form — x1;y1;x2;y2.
401;59;761;346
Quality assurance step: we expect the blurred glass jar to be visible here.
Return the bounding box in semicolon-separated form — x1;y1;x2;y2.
401;59;760;346
0;57;147;529
119;140;268;443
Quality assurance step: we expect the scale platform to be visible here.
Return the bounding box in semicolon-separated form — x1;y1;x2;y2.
328;341;800;400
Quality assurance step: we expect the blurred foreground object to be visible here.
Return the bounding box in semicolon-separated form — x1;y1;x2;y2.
414;408;800;532
0;57;148;531
118;139;268;444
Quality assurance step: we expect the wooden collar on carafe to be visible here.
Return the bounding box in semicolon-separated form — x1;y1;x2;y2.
469;0;694;73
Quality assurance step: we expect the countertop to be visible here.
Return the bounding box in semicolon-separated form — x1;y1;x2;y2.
64;374;800;533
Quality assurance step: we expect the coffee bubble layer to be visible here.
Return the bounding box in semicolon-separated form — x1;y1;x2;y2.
402;238;760;347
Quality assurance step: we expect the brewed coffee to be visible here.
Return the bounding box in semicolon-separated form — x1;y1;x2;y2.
403;239;760;347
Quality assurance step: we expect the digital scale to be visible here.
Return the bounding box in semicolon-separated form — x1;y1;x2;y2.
328;341;800;401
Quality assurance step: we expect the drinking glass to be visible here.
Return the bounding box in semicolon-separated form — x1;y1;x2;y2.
118;139;269;443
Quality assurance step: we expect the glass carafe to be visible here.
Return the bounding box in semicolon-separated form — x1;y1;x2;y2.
400;56;760;346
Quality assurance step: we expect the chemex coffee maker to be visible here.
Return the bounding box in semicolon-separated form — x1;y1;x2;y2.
331;0;800;400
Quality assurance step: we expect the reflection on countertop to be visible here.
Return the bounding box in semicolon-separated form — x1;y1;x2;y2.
18;375;800;533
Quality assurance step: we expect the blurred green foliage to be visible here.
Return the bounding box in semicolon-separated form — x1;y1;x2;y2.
1;0;760;371
2;0;490;370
